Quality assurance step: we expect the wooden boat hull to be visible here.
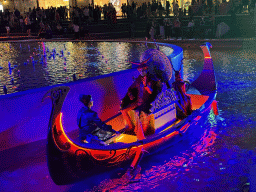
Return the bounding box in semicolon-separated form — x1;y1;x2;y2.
47;107;212;185
43;42;217;185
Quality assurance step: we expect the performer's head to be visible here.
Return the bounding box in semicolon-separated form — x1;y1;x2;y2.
79;94;93;108
137;64;148;77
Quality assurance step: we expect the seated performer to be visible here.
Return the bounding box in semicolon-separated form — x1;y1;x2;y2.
172;71;192;120
77;94;118;144
120;61;162;138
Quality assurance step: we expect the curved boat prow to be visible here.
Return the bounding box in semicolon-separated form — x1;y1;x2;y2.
42;86;75;185
200;42;212;60
42;86;70;129
190;42;216;96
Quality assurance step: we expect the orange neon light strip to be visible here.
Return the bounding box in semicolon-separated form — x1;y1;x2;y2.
56;113;79;152
165;131;180;138
56;113;139;153
180;123;189;132
56;113;188;160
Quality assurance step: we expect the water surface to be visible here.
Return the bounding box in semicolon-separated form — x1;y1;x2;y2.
0;41;172;95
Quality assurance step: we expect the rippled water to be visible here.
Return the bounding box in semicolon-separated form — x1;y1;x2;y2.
1;42;256;192
0;41;172;95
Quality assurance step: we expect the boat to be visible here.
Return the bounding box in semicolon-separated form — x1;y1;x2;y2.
43;42;218;185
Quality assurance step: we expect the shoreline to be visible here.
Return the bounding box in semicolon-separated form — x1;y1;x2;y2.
0;36;254;48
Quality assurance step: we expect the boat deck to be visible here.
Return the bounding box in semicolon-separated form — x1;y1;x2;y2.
105;93;209;144
70;93;210;146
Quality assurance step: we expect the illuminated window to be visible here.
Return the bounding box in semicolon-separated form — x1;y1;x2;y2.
0;5;3;12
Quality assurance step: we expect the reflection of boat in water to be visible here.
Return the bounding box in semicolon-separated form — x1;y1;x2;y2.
43;42;217;185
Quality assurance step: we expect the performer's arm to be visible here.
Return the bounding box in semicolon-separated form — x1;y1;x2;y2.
143;76;153;94
127;79;139;100
144;83;153;94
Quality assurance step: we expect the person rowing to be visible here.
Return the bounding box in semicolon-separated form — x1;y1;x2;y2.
119;58;161;179
120;57;162;139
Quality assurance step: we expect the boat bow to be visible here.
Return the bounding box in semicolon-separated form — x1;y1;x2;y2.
42;86;70;131
190;42;217;96
42;86;76;185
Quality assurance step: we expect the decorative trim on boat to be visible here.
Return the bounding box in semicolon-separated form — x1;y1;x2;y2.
151;88;177;112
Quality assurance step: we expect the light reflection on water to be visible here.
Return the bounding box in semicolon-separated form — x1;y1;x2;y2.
89;110;219;192
0;41;172;95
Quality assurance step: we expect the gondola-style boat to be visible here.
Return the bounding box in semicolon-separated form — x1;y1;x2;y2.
43;42;218;185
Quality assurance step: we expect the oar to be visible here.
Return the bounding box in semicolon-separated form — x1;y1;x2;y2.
125;111;146;178
106;113;146;177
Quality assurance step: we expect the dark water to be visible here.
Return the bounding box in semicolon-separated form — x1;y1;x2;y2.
1;42;256;192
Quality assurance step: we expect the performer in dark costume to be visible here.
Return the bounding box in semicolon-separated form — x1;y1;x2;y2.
172;71;192;120
121;62;162;137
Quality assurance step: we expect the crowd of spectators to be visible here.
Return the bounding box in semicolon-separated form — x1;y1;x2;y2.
0;4;119;38
0;6;68;37
0;0;254;39
144;15;217;40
